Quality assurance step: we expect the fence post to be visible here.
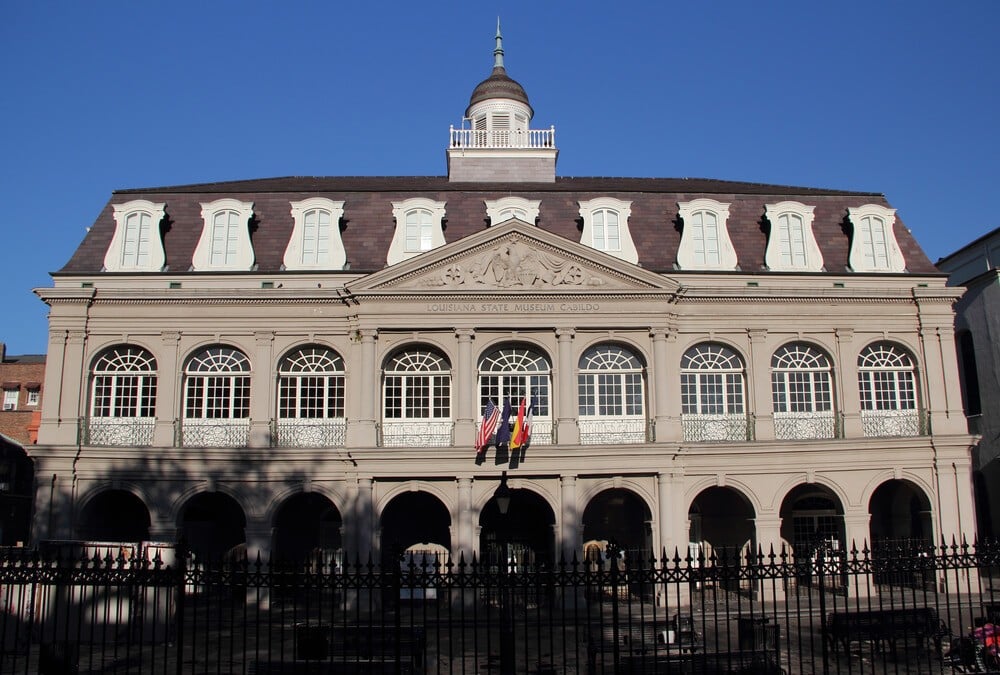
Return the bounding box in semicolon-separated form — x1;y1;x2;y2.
174;540;187;675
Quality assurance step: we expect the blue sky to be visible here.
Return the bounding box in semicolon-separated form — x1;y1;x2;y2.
1;1;997;354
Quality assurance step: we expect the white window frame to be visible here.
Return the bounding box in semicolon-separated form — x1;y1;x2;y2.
578;198;637;263
382;350;452;421
676;199;738;270
192;199;255;271
858;342;917;412
90;346;158;418
284;198;346;270
3;389;18;411
278;346;345;420
681;344;746;415
484;197;540;226
387;198;446;265
764;201;824;272
183;346;251;420
105;200;167;272
26;389;39;406
771;344;833;414
847;205;905;273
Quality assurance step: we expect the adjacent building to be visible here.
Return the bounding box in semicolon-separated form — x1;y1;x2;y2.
30;32;976;572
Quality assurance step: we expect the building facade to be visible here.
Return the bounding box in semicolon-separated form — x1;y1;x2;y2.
31;34;975;572
0;343;45;445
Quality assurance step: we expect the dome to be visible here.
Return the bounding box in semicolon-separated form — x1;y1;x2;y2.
467;66;532;115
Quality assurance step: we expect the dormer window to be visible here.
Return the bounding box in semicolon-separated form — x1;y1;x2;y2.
387;198;446;265
104;200;167;272
676;198;738;270
284;198;346;270
764;201;823;272
192;199;255;271
847;205;905;273
485;197;540;225
578;198;637;263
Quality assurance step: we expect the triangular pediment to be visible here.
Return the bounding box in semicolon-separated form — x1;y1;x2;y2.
349;220;680;296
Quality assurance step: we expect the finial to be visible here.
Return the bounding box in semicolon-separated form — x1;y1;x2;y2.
494;17;505;69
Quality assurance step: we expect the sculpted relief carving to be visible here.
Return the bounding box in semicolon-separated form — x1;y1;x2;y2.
420;241;607;289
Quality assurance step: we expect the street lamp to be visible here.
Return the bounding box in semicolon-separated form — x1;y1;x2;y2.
492;471;515;675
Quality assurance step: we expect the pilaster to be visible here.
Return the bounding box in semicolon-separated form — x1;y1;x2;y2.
555;329;578;445
652;328;681;440
249;331;275;448
348;330;378;447
454;330;476;448
835;328;862;438
154;331;181;447
747;329;773;441
456;476;474;562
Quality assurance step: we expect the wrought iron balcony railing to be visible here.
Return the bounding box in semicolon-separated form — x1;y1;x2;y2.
773;411;839;441
578;417;649;445
178;418;251;448
379;421;454;448
273;418;347;448
860;409;928;438
681;413;755;443
84;416;156;447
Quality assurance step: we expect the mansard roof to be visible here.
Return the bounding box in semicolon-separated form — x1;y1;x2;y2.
59;175;938;276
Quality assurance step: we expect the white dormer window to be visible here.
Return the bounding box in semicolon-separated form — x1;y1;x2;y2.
578;198;637;264
192;199;255;271
847;204;905;273
484;197;540;225
764;201;823;272
284;198;346;270
104;200;167;272
387;198;446;265
676;198;738;270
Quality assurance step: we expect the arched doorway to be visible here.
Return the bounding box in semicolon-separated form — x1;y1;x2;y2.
179;492;246;562
480;483;555;571
380;491;452;566
273;492;342;567
779;485;846;559
869;480;933;550
582;488;653;563
688;487;756;563
78;489;151;543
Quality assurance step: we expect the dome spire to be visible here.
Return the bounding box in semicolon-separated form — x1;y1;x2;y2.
494;18;505;70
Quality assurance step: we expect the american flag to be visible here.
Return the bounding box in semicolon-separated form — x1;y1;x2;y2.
475;399;501;454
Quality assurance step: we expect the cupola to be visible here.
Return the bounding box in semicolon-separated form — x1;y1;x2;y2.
447;22;557;183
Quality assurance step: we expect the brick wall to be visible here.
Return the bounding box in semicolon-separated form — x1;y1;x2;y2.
0;353;46;445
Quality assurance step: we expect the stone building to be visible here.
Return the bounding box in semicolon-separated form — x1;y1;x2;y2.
31;31;975;572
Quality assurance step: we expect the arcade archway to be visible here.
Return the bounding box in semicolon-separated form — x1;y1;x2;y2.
179;492;246;562
78;489;151;543
273;492;343;566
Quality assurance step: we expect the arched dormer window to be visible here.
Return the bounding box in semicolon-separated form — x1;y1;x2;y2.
88;345;157;446
484;197;540;225
847;205;906;272
676;199;738;270
192;199;255;271
284;199;346;270
387;198;446;265
764;201;823;272
578;198;637;263
105;200;167;272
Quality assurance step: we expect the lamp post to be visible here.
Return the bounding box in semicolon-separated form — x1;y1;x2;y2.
492;471;515;675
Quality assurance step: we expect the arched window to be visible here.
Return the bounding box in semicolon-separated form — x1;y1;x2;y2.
578;344;646;444
381;349;452;447
405;209;434;253
680;344;748;442
858;342;921;437
771;343;835;439
276;346;345;447
88;346;157;446
479;346;552;445
182;346;251;447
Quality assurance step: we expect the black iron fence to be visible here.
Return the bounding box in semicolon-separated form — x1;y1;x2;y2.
3;541;1000;673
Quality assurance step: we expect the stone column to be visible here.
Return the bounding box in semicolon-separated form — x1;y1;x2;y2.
244;520;274;607
921;325;967;435
842;512;873;598
249;331;274;448
753;514;786;602
835;328;862;437
747;329;773;441
456;476;474;563
348;330;378;447
559;475;580;561
356;477;375;559
154;331;181;447
658;471;690;606
454;330;476;448
555;329;578;445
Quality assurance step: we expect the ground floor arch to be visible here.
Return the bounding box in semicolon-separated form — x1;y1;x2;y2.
178;492;246;562
480;485;556;570
869;479;934;549
779;484;846;558
77;489;151;543
379;491;452;566
582;488;652;564
272;492;342;566
688;486;756;563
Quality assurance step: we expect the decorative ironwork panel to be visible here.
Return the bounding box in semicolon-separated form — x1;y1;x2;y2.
681;413;752;442
86;417;156;447
861;409;924;437
380;421;454;447
773;411;837;440
274;418;346;447
181;418;251;447
578;417;647;445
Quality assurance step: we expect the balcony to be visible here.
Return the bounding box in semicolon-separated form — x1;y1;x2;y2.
773;411;839;441
578;417;649;445
448;126;555;150
84;416;156;447
682;414;755;443
379;421;454;448
179;418;251;448
273;418;346;448
860;409;927;438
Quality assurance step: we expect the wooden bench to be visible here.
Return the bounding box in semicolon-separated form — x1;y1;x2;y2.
588;619;702;673
824;607;948;656
254;623;426;674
